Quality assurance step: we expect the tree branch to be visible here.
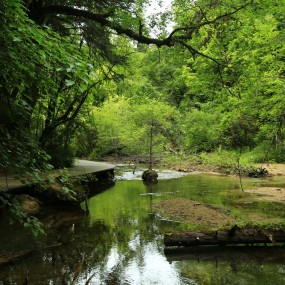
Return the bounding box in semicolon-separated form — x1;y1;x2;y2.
33;2;251;58
168;3;250;38
178;41;222;65
34;5;174;47
39;80;102;145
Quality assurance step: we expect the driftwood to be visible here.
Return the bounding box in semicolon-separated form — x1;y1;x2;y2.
0;249;32;265
164;226;285;247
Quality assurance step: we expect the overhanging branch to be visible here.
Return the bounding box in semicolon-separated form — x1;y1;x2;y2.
35;5;174;47
34;2;251;60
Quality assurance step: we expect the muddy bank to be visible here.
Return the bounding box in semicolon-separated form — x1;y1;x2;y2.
244;187;285;203
105;154;285;177
153;198;235;228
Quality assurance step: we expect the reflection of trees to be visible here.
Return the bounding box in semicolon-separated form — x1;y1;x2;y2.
176;259;285;285
2;179;176;284
143;180;160;214
86;180;116;199
50;221;115;284
0;220;115;284
75;208;165;284
50;205;162;284
38;208;162;284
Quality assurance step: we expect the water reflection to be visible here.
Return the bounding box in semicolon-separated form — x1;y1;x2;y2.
123;242;183;285
2;170;285;284
81;242;187;285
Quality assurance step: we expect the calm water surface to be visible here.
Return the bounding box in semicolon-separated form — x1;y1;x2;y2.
2;165;285;284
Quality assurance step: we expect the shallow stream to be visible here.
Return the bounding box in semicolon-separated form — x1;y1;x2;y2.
2;165;285;284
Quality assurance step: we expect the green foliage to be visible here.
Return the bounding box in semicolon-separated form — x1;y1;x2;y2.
182;108;222;152
91;96;133;156
169;0;285;161
131;99;179;152
0;193;45;236
199;150;237;173
0;0;129;170
10;208;45;237
57;168;77;200
42;129;75;168
0;131;52;178
222;112;258;149
83;0;285;164
90;96;179;158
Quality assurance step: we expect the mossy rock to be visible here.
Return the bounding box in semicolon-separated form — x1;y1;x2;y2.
13;194;41;215
142;169;158;182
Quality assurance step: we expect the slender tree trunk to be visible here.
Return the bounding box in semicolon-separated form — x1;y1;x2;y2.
236;149;244;192
149;120;154;170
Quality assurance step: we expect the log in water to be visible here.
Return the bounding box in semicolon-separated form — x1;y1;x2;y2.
164;227;285;247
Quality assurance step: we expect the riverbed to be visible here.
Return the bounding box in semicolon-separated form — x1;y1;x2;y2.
1;164;285;284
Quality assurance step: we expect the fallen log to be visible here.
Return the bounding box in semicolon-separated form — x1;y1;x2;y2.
164;227;285;247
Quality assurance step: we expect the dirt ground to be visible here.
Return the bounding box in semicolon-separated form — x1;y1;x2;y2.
264;163;285;176
153;197;236;228
243;164;285;203
244;187;285;203
154;164;285;228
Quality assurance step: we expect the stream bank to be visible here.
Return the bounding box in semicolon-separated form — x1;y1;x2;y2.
0;160;115;208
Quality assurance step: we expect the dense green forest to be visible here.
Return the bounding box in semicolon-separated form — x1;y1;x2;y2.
1;1;285;192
